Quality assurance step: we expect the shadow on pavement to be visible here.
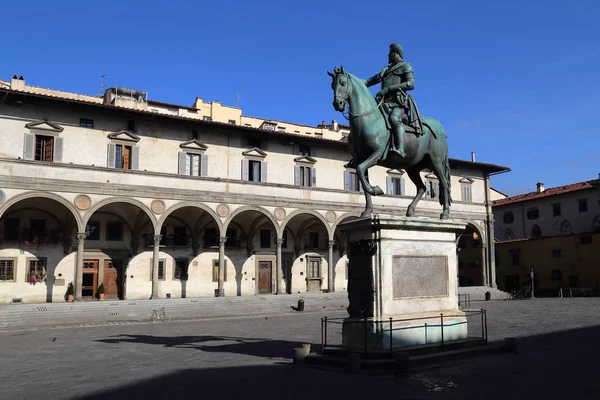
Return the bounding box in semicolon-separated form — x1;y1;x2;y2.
96;334;316;359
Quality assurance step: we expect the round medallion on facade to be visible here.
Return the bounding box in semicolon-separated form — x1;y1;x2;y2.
274;207;286;221
217;203;229;218
151;200;165;214
326;211;336;224
0;189;5;205
74;195;91;210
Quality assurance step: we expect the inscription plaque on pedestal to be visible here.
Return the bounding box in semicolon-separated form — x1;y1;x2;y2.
392;255;448;298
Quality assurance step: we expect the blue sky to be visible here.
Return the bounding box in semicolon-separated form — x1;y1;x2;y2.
1;0;599;195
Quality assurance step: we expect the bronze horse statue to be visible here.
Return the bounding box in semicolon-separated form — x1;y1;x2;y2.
328;66;452;219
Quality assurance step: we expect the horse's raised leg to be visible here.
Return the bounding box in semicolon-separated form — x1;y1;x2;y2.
406;168;427;217
360;170;374;218
429;157;451;219
356;150;385;196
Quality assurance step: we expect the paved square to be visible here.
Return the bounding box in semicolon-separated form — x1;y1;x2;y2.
1;298;599;399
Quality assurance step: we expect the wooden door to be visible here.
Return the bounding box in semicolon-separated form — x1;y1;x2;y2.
103;260;123;299
307;258;322;293
258;261;272;294
82;260;99;298
122;146;130;170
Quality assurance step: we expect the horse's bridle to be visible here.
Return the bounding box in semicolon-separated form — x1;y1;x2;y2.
335;71;384;120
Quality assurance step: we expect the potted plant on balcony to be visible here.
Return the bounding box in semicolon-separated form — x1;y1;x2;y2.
97;283;105;301
64;282;74;302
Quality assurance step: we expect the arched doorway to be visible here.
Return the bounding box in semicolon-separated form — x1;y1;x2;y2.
0;195;80;303
457;224;486;287
225;207;280;295
83;200;155;300
281;211;330;294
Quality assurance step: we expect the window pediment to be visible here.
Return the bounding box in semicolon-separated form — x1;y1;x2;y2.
107;130;140;143
386;169;405;176
180;140;208;152
425;173;438;180
242;148;267;159
25;119;64;133
459;177;475;184
294;156;316;164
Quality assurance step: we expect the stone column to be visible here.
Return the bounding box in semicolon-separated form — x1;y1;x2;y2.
74;232;86;301
151;234;161;299
487;218;497;288
217;236;227;297
328;240;335;292
276;238;284;294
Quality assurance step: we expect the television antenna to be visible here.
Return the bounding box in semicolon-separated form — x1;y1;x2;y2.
98;73;107;96
236;92;241;108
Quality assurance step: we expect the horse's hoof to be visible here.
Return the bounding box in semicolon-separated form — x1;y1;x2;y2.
372;186;384;196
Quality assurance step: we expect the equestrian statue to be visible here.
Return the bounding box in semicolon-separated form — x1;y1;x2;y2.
328;43;452;219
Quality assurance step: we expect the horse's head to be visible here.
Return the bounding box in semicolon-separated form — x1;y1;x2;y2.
327;66;351;112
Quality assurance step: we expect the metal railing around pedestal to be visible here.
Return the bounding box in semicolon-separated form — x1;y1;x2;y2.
320;309;487;356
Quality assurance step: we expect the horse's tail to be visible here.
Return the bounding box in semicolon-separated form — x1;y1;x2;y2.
440;150;452;207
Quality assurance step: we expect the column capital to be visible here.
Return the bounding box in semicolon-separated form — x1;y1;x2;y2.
76;232;86;244
219;236;227;246
153;235;162;246
276;238;284;247
328;240;336;248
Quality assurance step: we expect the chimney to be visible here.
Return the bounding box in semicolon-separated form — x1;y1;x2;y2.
471;152;476;162
332;120;339;131
10;75;25;90
537;182;545;193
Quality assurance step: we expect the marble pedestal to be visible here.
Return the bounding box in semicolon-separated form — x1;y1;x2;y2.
337;216;467;350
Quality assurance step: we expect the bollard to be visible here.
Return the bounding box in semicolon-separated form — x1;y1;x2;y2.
297;299;304;311
485;291;491;301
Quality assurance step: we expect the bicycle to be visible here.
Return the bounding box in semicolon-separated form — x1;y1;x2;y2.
146;307;170;323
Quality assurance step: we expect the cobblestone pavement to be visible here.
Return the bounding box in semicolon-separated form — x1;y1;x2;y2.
0;298;598;399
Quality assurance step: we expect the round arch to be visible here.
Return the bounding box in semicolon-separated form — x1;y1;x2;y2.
83;197;157;233
463;220;486;245
224;206;280;237
281;209;332;239
0;191;83;232
158;202;222;232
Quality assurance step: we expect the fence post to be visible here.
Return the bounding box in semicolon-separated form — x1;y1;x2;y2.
424;322;428;344
484;309;488;343
440;313;444;350
320;318;324;353
323;317;328;351
480;309;485;340
389;317;393;354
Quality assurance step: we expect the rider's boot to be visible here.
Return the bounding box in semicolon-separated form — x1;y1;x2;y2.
389;123;406;158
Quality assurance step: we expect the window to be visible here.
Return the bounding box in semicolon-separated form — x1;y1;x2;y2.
298;145;311;156
578;199;588;213
228;119;236;125
106;222;123;241
126;120;136;132
277;127;286;132
35;135;54;161
551;249;561;257
80;118;94;128
192;130;199;140
526;208;539;220
532;225;542;238
387;176;404;195
174;259;188;280
28;258;46;280
114;144;133;170
282;230;288;249
173;226;187;246
510;250;520;265
184;153;201;176
344;171;361;192
461;184;472;202
263;124;275;131
308;232;319;249
2;218;19;241
308;257;320;279
551;269;562;280
0;260;15;281
212;260;227;282
580;235;592;245
158;260;165;280
249;160;262;182
204;228;218;247
552;204;562;217
225;228;239;248
260;229;271;248
30;219;46;242
426;180;439;199
295;165;314;187
85;222;100;240
503;212;514;224
203;116;212;122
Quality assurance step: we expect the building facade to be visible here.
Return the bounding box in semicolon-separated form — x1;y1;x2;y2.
493;179;600;295
0;75;508;304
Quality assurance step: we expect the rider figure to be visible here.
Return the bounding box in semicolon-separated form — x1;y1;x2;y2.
363;43;417;158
